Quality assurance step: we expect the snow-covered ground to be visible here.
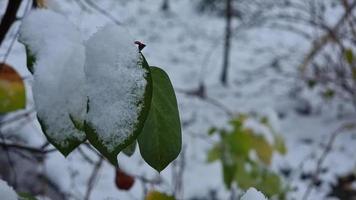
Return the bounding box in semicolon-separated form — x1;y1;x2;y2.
1;0;355;199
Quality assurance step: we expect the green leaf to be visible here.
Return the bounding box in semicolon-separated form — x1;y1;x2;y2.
222;163;236;189
352;68;356;80
208;127;217;135
256;171;283;197
251;134;273;165
145;191;175;200
25;45;35;74
85;54;153;166
38;116;85;156
235;162;258;190
207;144;221;163
138;67;182;172
0;63;26;113
226;130;251;157
122;140;137;157
18;192;38;200
274;135;287;155
345;48;354;64
307;79;317;89
322;89;335;99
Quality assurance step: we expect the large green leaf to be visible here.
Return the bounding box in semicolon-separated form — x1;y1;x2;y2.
0;63;26;113
138;67;181;172
85;55;153;166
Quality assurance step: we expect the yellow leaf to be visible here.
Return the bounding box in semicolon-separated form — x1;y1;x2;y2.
36;0;47;8
0;63;26;113
145;191;175;200
251;135;273;165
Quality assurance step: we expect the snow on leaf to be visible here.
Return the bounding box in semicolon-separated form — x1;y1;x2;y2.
19;10;86;156
84;24;152;165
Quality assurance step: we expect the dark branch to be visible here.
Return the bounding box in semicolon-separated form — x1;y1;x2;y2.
0;0;22;47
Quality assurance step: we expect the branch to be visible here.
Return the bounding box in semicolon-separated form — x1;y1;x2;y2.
299;1;356;74
0;109;36;126
0;0;22;47
83;0;122;25
0;141;56;154
302;122;356;200
84;157;103;200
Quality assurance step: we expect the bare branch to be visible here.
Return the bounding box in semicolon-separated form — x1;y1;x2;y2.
84;157;104;200
302;122;356;200
0;0;22;47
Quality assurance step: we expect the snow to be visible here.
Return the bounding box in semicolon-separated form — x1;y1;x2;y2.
18;9;86;146
241;188;267;200
85;24;147;152
0;179;17;200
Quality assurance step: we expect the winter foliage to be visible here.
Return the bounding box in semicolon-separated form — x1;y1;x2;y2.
19;10;86;154
85;24;147;152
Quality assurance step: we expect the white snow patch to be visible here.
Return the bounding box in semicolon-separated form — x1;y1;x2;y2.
85;24;147;152
19;9;86;146
0;179;17;200
241;188;268;200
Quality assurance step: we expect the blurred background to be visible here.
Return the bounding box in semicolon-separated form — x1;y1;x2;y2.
0;0;355;199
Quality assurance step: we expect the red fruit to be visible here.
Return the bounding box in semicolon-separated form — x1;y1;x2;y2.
115;168;135;190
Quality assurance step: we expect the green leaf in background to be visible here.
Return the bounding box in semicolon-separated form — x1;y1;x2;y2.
145;191;175;200
25;45;35;74
251;134;273;165
274;135;287;155
344;48;354;64
207;143;221;163
0;63;26;113
235;162;258;190
256;171;283;198
322;89;335;99
122;140;137;157
38;116;85;156
352;68;356;80
206;115;287;197
85;55;153;166
138;66;182;172
222;162;236;189
18;192;38;200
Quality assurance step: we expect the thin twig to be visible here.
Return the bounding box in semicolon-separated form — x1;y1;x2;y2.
0;141;56;154
1;0;32;64
83;0;122;25
78;146;95;165
0;0;22;47
0;131;18;189
0;109;36;126
84;157;104;200
302;122;356;200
